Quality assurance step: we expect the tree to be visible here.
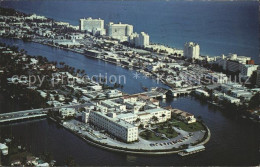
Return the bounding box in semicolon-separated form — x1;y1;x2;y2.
145;130;152;140
138;124;144;129
151;116;159;124
135;118;141;124
249;93;260;109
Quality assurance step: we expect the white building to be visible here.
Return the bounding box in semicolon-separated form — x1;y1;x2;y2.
101;100;126;111
184;42;200;59
125;101;146;113
79;17;106;35
0;143;8;155
106;89;123;98
137;108;171;125
214;53;252;73
117;113;138;124
219;94;240;104
25;14;46;20
195;89;210;97
130;32;149;48
120;95;138;103
59;108;76;118
89;111;138;142
107;22;133;41
82;111;90;123
239;64;258;77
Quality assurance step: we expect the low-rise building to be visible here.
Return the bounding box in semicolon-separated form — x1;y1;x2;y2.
101;100;126;111
219;93;240;104
240;64;258;77
0;143;8;155
169;108;196;124
125;101;146;113
195;89;210;97
137;108;171;125
59;108;76;118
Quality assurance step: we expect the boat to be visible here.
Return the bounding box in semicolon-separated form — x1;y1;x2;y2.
178;145;205;156
142;86;148;91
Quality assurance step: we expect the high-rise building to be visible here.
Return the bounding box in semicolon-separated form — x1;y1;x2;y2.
89;111;138;142
107;22;133;41
138;32;149;47
128;32;149;48
239;64;258;77
79;17;105;35
183;42;200;59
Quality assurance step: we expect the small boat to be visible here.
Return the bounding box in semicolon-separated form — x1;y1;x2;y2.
142;86;148;91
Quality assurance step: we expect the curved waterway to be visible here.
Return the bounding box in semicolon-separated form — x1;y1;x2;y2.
0;38;259;165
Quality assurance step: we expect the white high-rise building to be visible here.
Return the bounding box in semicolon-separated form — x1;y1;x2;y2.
128;32;149;48
138;32;149;47
89;111;138;142
107;22;133;41
239;64;258;77
184;42;200;59
79;17;105;35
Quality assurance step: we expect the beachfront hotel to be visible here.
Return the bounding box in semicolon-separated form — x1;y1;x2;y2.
129;32;150;48
184;42;200;59
107;22;133;42
79;17;106;35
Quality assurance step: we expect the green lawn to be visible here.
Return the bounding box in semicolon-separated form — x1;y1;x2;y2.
139;130;164;141
170;120;205;132
139;127;179;141
155;127;178;138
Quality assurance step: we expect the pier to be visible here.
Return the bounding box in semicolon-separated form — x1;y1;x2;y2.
178;145;205;156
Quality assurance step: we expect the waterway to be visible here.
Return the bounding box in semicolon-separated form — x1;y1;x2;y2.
0;38;259;165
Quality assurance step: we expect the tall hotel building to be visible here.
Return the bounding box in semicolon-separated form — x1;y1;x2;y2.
184;42;200;59
129;32;150;48
79;17;106;35
89;111;138;143
138;32;150;47
107;22;133;42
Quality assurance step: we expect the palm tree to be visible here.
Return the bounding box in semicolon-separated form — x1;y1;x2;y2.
135;118;141;124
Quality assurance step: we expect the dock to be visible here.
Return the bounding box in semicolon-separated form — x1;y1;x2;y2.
178;145;205;156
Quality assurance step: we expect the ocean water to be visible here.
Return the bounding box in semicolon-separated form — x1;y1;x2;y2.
0;0;259;63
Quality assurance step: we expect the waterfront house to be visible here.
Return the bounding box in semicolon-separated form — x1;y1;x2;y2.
170;108;196;124
59;108;76;118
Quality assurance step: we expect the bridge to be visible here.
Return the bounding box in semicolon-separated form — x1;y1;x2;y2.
169;86;202;97
133;88;168;99
0;103;91;124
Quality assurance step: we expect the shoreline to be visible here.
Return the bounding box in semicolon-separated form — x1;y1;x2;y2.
48;117;211;155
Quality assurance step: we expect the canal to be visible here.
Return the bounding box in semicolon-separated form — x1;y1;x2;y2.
0;38;259;165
